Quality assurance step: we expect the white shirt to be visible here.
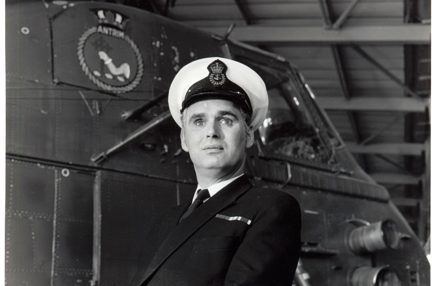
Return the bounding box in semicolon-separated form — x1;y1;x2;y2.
192;174;244;203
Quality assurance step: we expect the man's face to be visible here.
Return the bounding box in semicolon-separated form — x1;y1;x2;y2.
180;99;254;174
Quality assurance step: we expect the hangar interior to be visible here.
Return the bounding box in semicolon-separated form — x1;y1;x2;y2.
5;0;432;285
114;0;432;245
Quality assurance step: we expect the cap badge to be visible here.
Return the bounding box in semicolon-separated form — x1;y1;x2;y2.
208;59;227;86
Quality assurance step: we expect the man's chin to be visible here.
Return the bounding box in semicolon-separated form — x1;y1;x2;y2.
196;162;226;170
192;152;224;163
193;159;230;171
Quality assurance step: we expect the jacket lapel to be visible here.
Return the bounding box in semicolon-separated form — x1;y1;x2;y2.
139;175;252;284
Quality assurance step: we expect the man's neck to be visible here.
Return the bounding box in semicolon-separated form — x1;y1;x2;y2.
195;165;245;189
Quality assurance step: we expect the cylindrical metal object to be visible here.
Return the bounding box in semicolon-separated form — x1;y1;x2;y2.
348;220;399;253
350;266;401;286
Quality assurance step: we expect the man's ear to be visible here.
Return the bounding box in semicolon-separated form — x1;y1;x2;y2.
246;127;254;148
180;129;189;152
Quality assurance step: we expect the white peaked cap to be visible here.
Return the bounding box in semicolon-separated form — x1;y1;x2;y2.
168;57;269;131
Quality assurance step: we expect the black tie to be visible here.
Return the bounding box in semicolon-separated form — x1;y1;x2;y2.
179;189;210;222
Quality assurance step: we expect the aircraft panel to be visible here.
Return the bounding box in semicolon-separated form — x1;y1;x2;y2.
6;216;52;271
52;272;93;286
6;273;51;286
7;88;95;162
53;222;93;270
6;1;52;85
53;170;93;272
6;160;56;215
56;168;94;222
6;159;94;286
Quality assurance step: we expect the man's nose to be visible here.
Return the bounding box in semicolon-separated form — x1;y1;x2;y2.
206;120;221;138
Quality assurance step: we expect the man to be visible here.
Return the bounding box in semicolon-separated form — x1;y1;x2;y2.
138;57;301;286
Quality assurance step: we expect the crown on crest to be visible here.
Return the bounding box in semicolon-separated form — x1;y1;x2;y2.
94;9;128;30
208;60;226;74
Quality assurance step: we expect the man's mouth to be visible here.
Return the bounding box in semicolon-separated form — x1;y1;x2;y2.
203;145;224;150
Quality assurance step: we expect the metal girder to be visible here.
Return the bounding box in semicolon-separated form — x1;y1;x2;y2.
234;0;253;25
316;97;429;112
199;25;430;44
318;0;360;29
346;142;425;156
317;0;333;27
332;0;360;29
370;173;422;185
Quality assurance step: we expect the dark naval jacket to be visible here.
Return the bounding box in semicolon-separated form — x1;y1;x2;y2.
137;175;301;286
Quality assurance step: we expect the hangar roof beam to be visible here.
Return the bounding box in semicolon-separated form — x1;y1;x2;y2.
332;0;360;30
347;142;425;156
317;97;429;112
317;0;333;28
234;0;253;25
370;173;422;185
200;25;430;44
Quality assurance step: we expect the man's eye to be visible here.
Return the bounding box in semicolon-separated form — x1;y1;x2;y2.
193;119;204;126
220;118;233;126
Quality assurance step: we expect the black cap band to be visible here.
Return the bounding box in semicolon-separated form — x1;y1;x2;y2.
180;59;252;115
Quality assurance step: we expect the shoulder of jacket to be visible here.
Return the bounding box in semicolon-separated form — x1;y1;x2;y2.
248;185;299;206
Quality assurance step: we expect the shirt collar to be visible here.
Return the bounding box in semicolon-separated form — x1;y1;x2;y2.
193;173;244;202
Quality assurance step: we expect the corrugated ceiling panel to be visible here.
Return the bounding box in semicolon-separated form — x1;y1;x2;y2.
308;79;402;89
167;1;403;21
248;2;403;19
350;87;404;97
300;70;340;81
312;88;403;97
357;112;405;142
342;46;404;69
345;69;404;81
271;46;335;69
168;5;243;20
182;18;404;27
367;155;407;173
268;45;404;97
308;88;343;97
255;18;404;26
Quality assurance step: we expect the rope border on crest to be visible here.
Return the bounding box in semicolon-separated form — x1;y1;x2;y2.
77;27;144;94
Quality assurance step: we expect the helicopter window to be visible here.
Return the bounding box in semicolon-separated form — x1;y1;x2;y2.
258;81;337;165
